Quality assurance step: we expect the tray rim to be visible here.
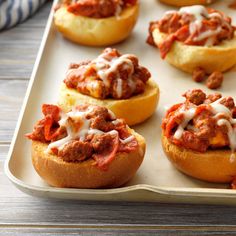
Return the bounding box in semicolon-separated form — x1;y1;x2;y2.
4;0;236;202
5;162;236;200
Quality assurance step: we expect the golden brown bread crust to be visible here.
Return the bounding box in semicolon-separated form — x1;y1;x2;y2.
31;130;146;188
152;29;236;74
58;79;159;126
159;0;216;6
162;134;236;183
53;4;139;46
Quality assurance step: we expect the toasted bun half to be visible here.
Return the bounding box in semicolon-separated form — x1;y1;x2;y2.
58;80;159;126
159;0;216;6
152;29;236;74
32;130;146;188
162;134;236;183
53;4;139;46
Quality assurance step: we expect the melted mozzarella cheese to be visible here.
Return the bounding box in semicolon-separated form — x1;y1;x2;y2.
179;5;208;21
116;78;123;98
178;5;227;46
217;119;236;153
210;98;232;116
193;27;221;42
92;53;136;97
47;107;134;153
108;110;116;120
174;107;196;139
120;135;134;144
210;99;236;155
47;108;94;152
115;3;122;18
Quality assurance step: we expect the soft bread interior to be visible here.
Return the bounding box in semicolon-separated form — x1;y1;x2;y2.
58;79;159;126
162;134;236;183
32;129;146;188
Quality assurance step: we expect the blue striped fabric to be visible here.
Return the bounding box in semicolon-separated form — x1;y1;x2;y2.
0;0;47;31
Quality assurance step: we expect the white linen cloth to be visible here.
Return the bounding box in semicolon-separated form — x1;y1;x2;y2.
0;0;46;30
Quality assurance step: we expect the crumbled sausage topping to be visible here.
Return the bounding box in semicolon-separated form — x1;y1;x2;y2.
57;0;137;18
147;6;235;58
206;71;224;89
192;68;224;90
64;48;151;99
162;89;236;153
192;68;206;83
26;104;138;170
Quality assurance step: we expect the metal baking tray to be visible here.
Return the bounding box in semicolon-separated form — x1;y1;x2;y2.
5;0;236;204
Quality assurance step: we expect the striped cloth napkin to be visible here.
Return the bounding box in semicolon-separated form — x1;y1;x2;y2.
0;0;46;31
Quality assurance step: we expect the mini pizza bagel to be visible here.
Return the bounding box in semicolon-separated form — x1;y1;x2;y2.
26;104;146;188
54;3;139;46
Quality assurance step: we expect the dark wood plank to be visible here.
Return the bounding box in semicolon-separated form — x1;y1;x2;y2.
0;3;51;142
2;198;236;226
0;227;236;236
0;2;51;80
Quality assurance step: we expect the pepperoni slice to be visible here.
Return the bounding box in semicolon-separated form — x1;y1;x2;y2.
42;104;61;122
26;105;62;142
41;104;61;141
158;35;176;59
93;133;119;171
166;103;183;116
164;113;184;138
119;138;138;153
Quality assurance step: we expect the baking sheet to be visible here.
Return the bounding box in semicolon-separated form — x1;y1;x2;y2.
5;0;236;204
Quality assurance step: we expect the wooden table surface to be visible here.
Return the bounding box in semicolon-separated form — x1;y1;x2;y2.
1;2;236;235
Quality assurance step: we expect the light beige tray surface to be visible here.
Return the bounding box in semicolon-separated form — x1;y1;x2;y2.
5;0;236;204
